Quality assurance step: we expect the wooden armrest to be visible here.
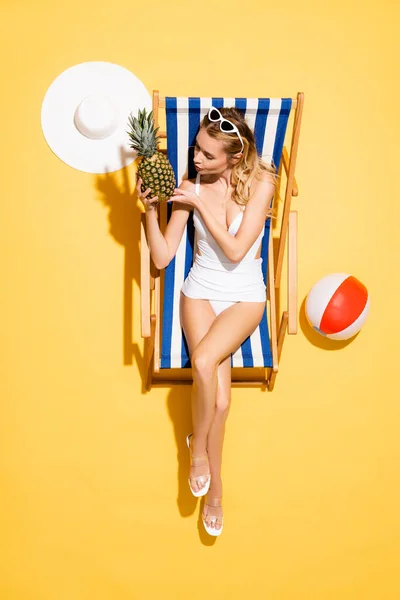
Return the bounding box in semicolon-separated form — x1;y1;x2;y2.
288;211;298;334
141;213;151;338
268;226;279;372
282;147;298;197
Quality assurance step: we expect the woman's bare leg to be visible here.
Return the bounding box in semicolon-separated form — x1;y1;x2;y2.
180;294;234;502
201;355;231;531
189;300;265;531
180;294;217;493
181;294;265;531
206;355;231;495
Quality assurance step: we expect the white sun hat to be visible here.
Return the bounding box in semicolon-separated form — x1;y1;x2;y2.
41;61;152;174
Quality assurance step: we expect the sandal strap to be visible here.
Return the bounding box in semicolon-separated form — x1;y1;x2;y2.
205;515;223;524
187;434;208;461
205;497;222;507
187;434;210;480
190;474;210;483
190;455;208;466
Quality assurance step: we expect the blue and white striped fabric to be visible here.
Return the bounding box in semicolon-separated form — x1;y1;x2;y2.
160;97;292;369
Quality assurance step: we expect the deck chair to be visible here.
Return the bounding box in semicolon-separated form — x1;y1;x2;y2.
140;91;304;391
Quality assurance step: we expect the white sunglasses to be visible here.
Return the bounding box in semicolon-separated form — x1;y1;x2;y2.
207;107;244;153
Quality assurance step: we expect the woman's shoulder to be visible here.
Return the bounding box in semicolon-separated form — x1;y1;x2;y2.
179;177;196;190
172;177;197;215
247;171;276;198
253;171;276;187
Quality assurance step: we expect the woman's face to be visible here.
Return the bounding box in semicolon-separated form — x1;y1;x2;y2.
193;127;231;174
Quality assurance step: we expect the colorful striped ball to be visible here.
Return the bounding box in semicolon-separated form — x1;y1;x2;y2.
305;273;370;340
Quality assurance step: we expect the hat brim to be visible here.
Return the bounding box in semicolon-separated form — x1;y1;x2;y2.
41;61;152;174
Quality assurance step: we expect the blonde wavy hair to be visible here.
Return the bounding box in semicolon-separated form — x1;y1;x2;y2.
201;107;279;216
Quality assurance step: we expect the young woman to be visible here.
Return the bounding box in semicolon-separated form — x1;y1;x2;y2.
136;107;277;536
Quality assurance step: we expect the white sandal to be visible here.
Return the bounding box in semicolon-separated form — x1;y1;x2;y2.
202;496;223;536
186;433;210;497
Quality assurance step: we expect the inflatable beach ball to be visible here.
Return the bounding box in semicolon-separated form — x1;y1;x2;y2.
305;273;370;340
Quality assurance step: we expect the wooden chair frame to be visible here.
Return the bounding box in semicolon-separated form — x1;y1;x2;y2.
140;91;304;391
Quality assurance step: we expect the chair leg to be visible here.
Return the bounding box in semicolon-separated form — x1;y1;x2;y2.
140;214;151;338
268;311;288;391
145;315;157;391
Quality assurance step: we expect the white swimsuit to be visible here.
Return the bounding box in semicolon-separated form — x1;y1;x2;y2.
181;173;266;316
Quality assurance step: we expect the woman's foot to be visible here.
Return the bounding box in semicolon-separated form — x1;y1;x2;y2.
202;478;223;535
187;434;210;496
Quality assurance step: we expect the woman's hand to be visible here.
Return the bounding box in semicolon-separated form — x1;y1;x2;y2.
168;188;200;209
136;174;158;212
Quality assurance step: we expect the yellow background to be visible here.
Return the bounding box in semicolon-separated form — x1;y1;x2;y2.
1;0;399;598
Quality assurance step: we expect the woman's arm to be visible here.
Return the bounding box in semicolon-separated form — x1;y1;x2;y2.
139;177;193;270
171;177;275;263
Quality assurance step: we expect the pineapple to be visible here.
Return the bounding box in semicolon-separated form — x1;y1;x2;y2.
127;108;176;205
